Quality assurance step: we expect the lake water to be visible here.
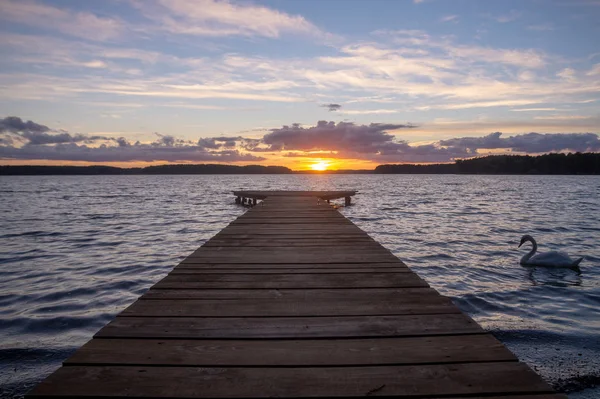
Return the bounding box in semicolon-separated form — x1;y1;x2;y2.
1;175;599;398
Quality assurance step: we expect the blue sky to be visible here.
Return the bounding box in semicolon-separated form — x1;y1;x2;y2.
0;0;599;168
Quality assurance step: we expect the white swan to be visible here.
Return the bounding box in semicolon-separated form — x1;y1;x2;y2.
518;235;583;268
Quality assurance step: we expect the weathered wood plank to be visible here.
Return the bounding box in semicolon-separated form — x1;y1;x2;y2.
212;233;372;239
28;362;551;398
237;212;345;217
207;238;377;242
203;242;384;247
174;262;408;269
234;190;357;199
190;248;392;255
153;272;428;289
170;267;408;273
218;224;365;230
244;211;340;215
201;242;384;248
203;237;382;247
214;232;369;237
65;335;516;366
231;219;353;224
180;257;401;264
202;244;386;249
96;314;482;339
142;287;428;300
185;249;399;264
121;294;458;317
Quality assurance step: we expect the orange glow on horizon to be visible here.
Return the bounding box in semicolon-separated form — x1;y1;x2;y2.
0;157;379;171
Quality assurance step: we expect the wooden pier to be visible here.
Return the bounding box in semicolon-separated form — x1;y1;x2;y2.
28;191;564;398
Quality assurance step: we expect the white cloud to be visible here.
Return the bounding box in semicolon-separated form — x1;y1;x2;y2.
557;68;577;81
587;63;600;76
423;100;546;110
0;0;123;41
342;109;400;115
448;46;545;69
534;115;592;120
132;0;327;39
383;30;546;68
81;60;108;69
511;108;561;112
440;15;459;23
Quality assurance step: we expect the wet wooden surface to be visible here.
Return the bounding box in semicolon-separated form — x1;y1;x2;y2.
28;193;563;398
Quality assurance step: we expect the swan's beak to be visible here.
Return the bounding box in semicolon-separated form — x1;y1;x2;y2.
518;241;524;248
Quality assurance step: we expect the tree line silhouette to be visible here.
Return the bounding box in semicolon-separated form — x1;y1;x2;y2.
375;153;600;174
0;164;292;175
2;153;600;175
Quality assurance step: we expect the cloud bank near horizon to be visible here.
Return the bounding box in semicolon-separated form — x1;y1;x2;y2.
0;117;264;163
2;116;600;165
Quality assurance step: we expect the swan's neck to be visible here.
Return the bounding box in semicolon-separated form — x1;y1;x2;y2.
521;238;537;264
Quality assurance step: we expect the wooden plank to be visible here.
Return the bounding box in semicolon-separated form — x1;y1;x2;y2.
190;247;393;255
202;242;384;248
28;362;552;398
142;287;428;300
180;257;401;265
202;243;384;248
231;219;353;224
212;233;371;239
245;209;338;213
208;236;376;241
218;225;366;229
65;335;516;366
203;237;381;247
205;236;378;244
238;211;344;216
121;295;458;317
218;224;365;230
185;250;399;264
170;267;408;273
153;272;428;289
174;262;408;269
214;231;370;236
96;314;482;339
233;218;349;223
209;233;369;240
212;232;370;237
203;246;387;251
214;230;370;235
233;215;351;219
234;190;357;199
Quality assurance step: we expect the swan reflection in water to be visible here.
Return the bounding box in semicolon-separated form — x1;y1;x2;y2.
523;265;583;287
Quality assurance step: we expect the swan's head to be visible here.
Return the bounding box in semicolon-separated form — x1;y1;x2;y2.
518;234;535;248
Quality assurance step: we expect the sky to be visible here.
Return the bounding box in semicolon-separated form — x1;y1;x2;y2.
0;0;599;170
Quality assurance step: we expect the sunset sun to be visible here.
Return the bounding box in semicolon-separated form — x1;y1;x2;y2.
310;161;330;171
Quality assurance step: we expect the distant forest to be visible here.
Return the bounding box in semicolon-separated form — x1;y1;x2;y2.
375;153;600;174
1;153;600;175
0;164;292;175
